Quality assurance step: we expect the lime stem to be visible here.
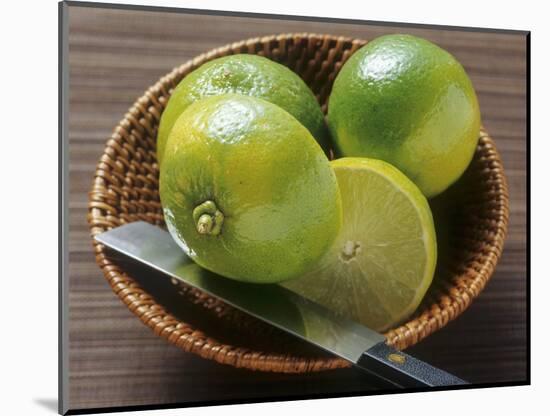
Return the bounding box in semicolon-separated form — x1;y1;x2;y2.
196;214;213;234
193;200;224;236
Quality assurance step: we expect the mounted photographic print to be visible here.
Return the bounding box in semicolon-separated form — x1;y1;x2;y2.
59;1;529;414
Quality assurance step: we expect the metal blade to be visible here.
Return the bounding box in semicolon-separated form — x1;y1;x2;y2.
94;221;385;364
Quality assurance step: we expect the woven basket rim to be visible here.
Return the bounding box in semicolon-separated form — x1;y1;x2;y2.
87;32;510;373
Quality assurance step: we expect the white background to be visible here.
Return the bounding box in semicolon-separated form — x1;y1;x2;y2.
1;0;542;415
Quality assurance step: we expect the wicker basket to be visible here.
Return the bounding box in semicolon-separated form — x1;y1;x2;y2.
87;33;509;373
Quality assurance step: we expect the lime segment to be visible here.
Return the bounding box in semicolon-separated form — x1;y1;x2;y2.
283;157;437;332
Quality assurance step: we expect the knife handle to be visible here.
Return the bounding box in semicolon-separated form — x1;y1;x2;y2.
357;342;468;388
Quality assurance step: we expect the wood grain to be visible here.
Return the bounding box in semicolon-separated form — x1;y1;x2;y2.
66;4;528;411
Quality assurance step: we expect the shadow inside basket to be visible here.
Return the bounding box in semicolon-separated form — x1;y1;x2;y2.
103;246;336;359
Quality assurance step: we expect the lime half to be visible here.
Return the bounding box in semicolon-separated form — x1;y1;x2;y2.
283;157;437;332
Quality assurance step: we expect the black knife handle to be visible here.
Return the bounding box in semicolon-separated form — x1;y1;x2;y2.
357;342;468;388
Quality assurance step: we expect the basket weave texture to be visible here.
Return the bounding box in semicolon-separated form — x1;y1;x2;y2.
88;33;509;373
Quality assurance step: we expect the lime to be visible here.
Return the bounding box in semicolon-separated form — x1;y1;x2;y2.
283;157;437;331
158;54;329;164
328;34;480;198
159;94;342;284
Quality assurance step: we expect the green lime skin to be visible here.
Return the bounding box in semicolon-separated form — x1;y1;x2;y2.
157;54;330;164
159;94;342;284
328;34;481;198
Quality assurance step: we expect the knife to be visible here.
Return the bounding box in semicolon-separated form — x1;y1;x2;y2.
95;221;467;388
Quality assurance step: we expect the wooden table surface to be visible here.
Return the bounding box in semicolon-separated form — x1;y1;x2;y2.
65;3;528;412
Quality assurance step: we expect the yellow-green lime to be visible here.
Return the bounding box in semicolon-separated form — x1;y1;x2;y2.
160;94;342;284
283;157;437;331
328;34;480;198
157;54;329;164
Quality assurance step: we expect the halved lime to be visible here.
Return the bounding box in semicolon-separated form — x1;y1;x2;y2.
282;157;437;332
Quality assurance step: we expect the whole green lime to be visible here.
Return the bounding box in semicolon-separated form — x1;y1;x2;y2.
157;54;329;164
159;94;342;283
328;34;481;198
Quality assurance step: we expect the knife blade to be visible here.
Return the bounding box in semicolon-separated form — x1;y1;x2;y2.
94;221;467;388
